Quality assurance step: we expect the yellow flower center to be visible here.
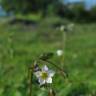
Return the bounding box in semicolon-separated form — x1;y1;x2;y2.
41;72;48;80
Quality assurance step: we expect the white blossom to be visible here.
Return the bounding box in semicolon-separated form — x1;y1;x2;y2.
60;25;65;31
34;65;55;85
56;50;63;56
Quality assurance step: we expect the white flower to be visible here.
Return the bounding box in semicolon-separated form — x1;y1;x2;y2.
34;65;55;85
56;50;63;56
67;23;74;31
60;25;65;31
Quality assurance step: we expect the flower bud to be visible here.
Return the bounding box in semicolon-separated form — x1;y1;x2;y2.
56;50;63;56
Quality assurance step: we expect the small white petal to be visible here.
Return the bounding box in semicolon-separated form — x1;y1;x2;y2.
42;65;48;72
39;78;45;85
46;77;52;84
48;70;55;77
34;71;41;78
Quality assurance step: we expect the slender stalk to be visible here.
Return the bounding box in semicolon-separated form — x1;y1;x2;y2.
61;30;66;66
48;88;56;96
28;65;34;96
29;69;32;96
8;32;14;59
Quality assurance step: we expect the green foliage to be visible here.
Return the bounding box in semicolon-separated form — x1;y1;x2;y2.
90;6;96;19
0;17;96;96
70;4;85;19
66;83;89;96
56;3;96;22
1;0;59;16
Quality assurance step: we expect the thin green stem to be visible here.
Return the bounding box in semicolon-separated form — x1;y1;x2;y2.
28;65;34;96
48;88;56;96
62;31;66;65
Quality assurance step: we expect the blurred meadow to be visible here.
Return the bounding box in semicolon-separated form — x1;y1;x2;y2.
0;0;96;96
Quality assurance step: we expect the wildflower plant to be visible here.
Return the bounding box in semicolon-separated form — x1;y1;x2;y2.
28;52;67;96
58;23;74;66
27;23;74;96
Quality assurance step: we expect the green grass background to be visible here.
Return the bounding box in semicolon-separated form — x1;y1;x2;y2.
0;17;96;96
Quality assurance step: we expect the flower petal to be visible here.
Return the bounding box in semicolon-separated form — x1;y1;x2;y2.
39;78;45;85
48;70;55;77
42;65;48;72
34;71;41;78
46;77;52;84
